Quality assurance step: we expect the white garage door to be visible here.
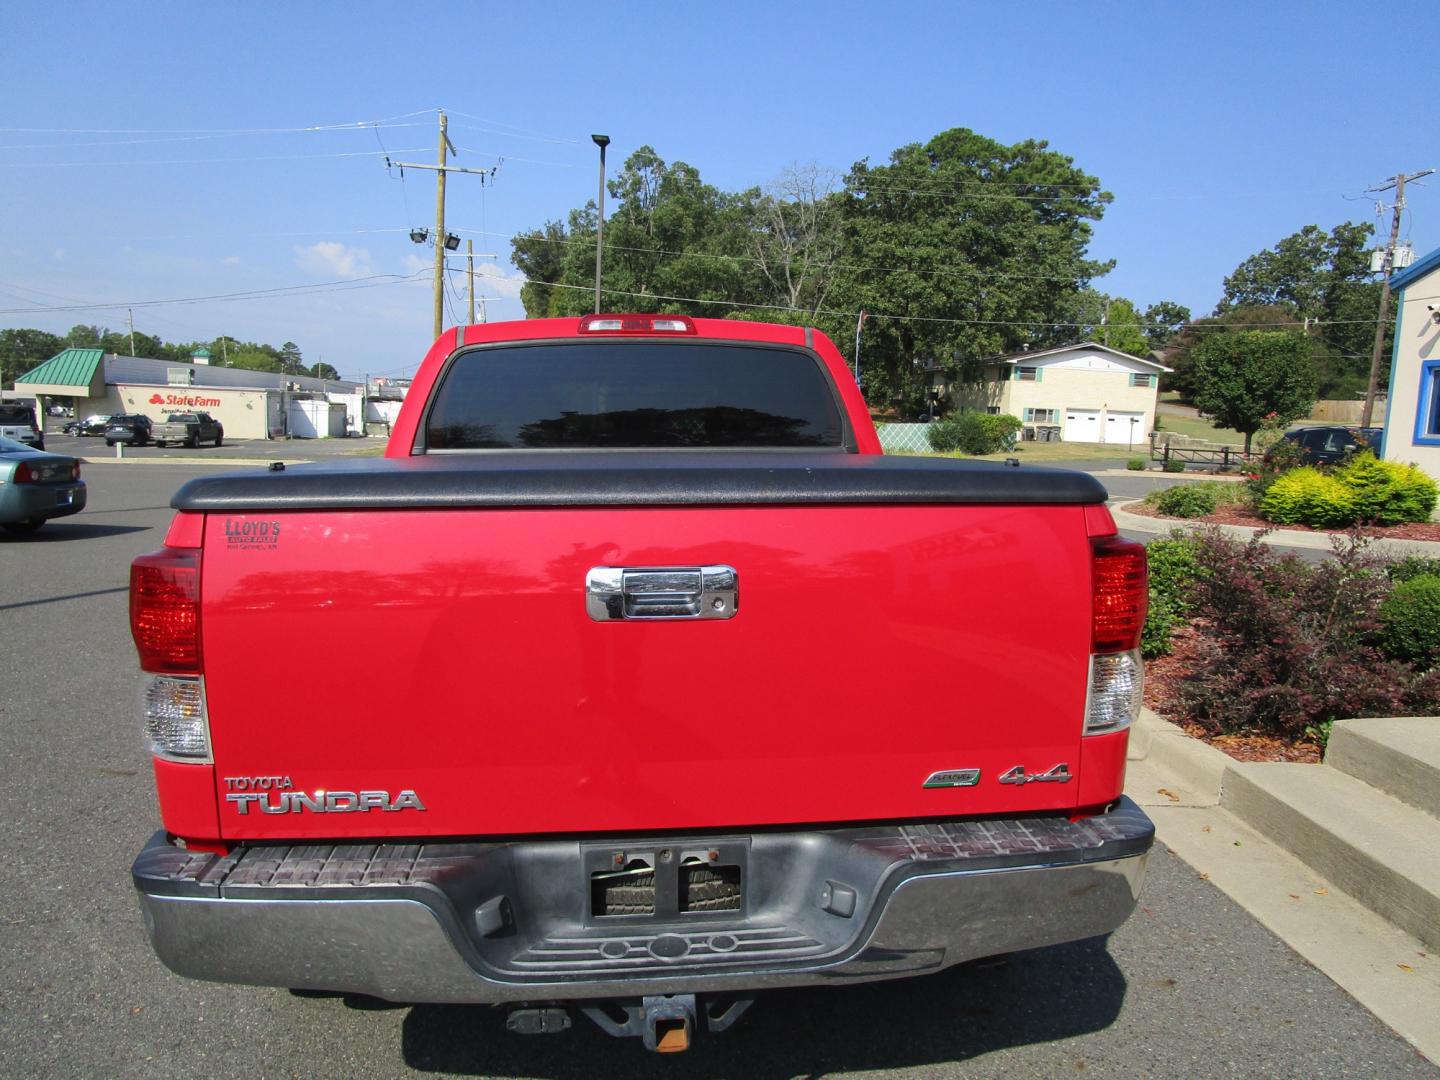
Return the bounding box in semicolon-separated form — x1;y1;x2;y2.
1064;408;1102;443
1105;411;1146;448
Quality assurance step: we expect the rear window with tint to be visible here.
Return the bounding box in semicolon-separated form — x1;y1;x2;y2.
0;405;36;424
425;341;846;450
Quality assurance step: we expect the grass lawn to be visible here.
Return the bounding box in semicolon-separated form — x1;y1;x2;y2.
899;441;1138;464
1154;413;1247;446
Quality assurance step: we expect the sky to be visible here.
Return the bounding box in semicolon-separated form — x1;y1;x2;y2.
2;0;1435;383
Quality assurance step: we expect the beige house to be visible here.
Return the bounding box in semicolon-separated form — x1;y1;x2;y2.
1380;246;1440;480
934;342;1169;446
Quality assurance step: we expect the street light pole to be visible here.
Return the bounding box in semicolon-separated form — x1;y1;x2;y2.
591;134;610;314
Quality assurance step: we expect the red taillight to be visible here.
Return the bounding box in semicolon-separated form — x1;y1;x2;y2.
579;314;697;335
1091;536;1148;652
13;461;35;483
131;547;202;674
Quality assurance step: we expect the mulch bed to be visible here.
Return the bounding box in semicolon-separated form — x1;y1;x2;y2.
1143;627;1323;765
1125;500;1440;542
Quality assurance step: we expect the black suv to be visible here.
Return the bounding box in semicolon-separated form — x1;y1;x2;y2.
104;414;154;447
1275;426;1382;466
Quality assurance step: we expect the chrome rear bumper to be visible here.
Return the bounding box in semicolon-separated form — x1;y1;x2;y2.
134;798;1152;1004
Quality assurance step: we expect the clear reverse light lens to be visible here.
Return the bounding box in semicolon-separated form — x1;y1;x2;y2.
1085;649;1143;735
143;675;211;760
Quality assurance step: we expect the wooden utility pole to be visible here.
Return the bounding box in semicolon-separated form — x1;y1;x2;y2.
1362;168;1434;427
467;240;476;324
127;308;137;357
432;113;451;340
386;113;494;339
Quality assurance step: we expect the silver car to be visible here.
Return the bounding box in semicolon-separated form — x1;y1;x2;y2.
0;435;86;534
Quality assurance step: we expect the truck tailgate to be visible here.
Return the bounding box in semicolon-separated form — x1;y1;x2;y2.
201;501;1094;840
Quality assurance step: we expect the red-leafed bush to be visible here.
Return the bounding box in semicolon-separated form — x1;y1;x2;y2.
1160;529;1440;741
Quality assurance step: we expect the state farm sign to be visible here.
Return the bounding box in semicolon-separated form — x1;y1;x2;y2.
149;392;222;408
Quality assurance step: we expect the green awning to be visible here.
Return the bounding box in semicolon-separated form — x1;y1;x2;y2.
16;348;105;387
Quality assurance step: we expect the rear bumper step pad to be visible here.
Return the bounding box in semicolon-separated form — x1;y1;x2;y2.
133;799;1153;1004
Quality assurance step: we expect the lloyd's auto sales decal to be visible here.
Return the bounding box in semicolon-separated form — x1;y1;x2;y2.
224;518;282;551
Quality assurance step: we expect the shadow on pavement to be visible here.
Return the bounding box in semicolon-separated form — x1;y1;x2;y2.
398;937;1126;1076
1;522;153;542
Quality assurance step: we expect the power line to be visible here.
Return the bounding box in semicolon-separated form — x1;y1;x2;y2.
486;271;1383;332
0;147;430;168
0;269;433;316
0;124;430;151
441;110;579;145
0;110;439;136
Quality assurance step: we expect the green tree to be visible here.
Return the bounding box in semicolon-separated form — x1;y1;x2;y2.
1101;297;1148;356
1163;304;1302;400
510;147;761;319
229;350;281;373
1143;300;1190;350
830;127;1113;406
509;129;1115;411
1218;223;1382;396
1192;330;1317;454
309;361;340;380
0;328;62;386
278;341;304;375
63;324;106;348
511;219;571;317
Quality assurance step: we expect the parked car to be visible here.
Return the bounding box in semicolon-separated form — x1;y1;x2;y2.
65;414;112;437
154;411;223;448
0;401;44;451
1273;426;1382;466
104;414;153;447
0;435;86;533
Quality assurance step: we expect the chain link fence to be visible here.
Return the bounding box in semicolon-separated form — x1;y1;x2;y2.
874;423;935;454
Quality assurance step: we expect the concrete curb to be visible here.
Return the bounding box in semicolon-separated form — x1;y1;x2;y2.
1126;710;1440;1060
1129;708;1228;803
1221;761;1440;952
78;456;282;467
1111;500;1440;554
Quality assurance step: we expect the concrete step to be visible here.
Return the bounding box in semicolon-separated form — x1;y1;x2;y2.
1325;717;1440;820
1222;761;1440;952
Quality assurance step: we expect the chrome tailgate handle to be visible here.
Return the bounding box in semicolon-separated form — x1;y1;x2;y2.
586;565;738;621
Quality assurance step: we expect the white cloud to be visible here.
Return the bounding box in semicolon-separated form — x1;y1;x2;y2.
293;241;374;279
477;263;527;301
222;255;241;266
400;253;430;276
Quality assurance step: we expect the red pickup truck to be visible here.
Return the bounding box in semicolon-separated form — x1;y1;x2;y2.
130;315;1152;1052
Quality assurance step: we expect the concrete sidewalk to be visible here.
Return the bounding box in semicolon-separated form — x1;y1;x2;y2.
1128;710;1440;1062
1111;499;1440;556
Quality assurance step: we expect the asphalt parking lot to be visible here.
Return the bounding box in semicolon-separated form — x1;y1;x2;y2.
0;460;1432;1077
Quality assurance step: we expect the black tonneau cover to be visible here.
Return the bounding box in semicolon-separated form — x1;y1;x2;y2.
171;452;1107;511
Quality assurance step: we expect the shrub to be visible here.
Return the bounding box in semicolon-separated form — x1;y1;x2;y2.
1387;555;1440;584
1162;459;1186;473
927;411;1022;455
1380;575;1440;664
1257;467;1356;527
1257;454;1438;528
1247;435;1306;501
1126;457;1147;471
1142;533;1202;658
1155;484;1217;518
1165;530;1431;741
1335;453;1438;525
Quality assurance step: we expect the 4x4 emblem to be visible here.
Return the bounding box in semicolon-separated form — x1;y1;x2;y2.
998;763;1072;785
